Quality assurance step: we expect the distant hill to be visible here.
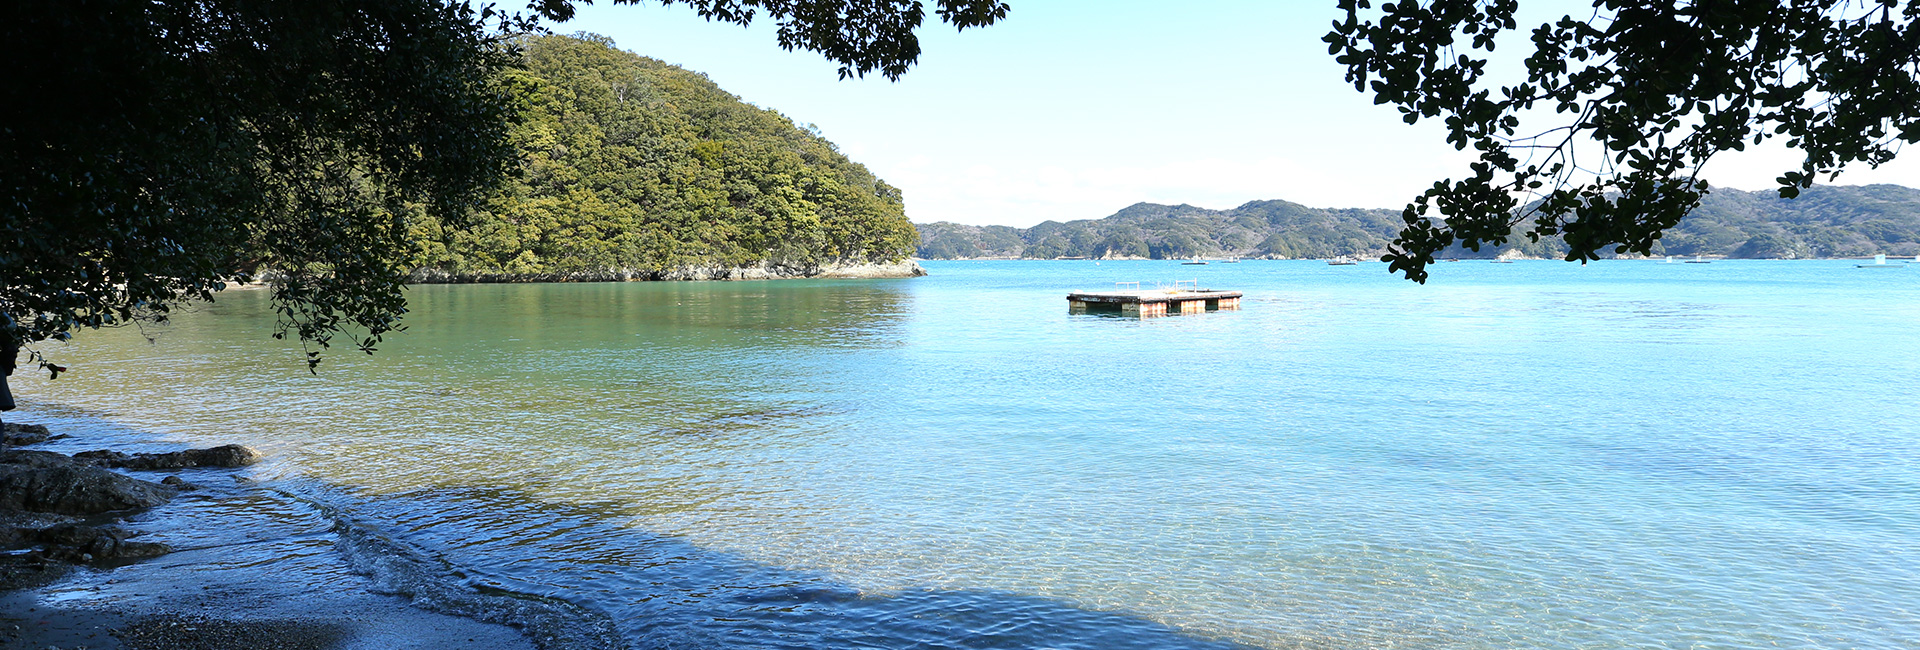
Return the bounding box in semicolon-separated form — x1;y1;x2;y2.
916;184;1920;260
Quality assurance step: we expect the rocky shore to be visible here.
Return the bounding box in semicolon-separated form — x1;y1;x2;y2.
0;420;540;650
407;259;927;284
0;423;257;587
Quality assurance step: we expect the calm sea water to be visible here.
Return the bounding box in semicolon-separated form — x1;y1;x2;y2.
16;260;1920;649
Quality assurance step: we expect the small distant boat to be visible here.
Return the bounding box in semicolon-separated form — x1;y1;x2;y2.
1327;257;1358;266
1684;256;1711;264
1663;255;1675;264
1181;258;1209;265
1858;253;1902;268
1490;259;1514;264
1221;258;1241;264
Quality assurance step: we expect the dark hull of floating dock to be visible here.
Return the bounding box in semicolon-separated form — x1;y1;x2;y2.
1067;290;1242;317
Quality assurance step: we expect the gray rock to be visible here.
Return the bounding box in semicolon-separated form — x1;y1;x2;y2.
74;444;262;470
0;508;80;531
33;523;170;561
0;423;51;446
0;450;77;469
0;443;258;577
0;458;173;514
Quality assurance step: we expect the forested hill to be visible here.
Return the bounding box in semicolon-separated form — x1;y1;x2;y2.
916;184;1920;260
408;34;918;279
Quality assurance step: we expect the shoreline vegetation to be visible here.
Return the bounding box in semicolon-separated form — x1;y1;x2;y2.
912;253;1905;261
0;421;542;650
406;259;926;284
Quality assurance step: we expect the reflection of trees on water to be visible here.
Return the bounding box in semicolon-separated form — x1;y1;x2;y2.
404;280;914;351
21;281;920;493
387;281;916;443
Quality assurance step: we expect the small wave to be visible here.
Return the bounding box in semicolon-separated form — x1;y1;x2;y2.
289;488;627;650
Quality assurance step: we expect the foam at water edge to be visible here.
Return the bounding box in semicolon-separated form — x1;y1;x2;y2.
295;489;626;650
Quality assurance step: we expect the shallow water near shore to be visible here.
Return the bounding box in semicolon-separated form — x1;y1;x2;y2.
15;259;1920;649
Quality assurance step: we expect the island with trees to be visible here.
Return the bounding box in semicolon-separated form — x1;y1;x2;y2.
406;34;924;283
914;184;1920;261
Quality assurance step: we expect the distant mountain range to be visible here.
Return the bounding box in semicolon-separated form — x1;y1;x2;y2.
914;184;1920;260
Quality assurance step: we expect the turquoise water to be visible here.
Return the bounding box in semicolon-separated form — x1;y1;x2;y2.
17;260;1920;649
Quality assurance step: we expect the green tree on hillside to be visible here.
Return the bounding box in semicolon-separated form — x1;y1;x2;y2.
413;34;920;276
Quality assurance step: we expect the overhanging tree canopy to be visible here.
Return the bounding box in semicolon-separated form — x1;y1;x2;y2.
3;0;1006;372
533;0;1011;79
3;0;520;369
1325;0;1920;281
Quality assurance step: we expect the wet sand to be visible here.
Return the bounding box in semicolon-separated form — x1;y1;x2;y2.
4;594;533;649
1;502;539;650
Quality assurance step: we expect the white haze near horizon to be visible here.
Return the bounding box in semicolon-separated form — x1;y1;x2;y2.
563;0;1920;228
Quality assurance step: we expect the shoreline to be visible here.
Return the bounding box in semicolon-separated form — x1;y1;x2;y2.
912;255;1914;261
0;419;548;650
213;260;928;293
406;259;926;284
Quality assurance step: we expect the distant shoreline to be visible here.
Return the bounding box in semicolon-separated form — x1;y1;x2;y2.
911;255;1915;261
913;184;1920;262
406;260;926;284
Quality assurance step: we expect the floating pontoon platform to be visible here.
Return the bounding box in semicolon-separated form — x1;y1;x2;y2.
1067;288;1243;317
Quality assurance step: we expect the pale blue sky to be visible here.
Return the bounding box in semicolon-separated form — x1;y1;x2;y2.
562;1;1919;227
